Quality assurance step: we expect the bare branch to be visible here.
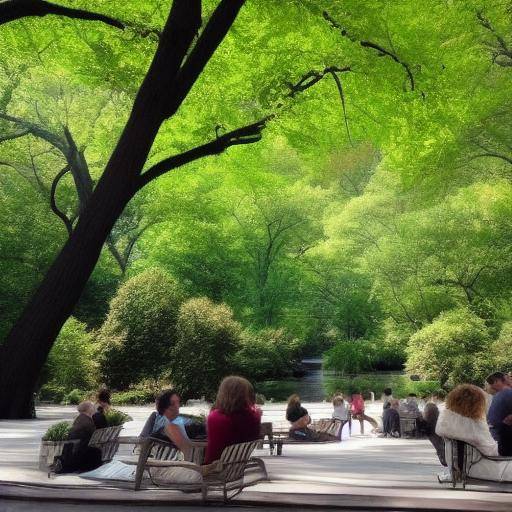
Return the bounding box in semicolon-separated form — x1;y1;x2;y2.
0;0;125;29
473;151;512;166
49;164;73;236
137;117;268;190
324;10;415;91
477;11;512;67
328;69;353;146
0;128;29;143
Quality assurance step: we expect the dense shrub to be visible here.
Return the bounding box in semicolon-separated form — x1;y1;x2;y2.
324;340;374;375
324;374;440;399
111;389;156;405
371;319;409;371
490;322;512;372
105;409;132;426
99;268;184;389
38;383;67;403
168;297;241;400
255;380;299;402
406;308;493;387
42;421;71;441
234;328;303;381
63;389;84;405
44;317;98;393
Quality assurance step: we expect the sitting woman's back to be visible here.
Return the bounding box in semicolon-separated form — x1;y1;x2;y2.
204;376;261;465
332;394;349;421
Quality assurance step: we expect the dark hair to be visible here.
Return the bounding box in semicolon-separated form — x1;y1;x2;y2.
156;389;179;415
383;388;392;396
486;372;507;385
97;387;111;404
408;393;417;398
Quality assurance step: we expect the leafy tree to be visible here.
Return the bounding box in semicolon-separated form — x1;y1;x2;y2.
169;297;241;400
99;268;183;389
44;317;98;392
406;308;493;387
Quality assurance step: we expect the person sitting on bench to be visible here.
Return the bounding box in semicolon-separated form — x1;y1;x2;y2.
286;394;336;441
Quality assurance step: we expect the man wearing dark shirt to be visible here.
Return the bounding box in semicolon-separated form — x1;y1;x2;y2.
486;372;512;456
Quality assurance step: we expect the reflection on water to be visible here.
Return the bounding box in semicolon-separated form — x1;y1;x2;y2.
295;358;325;401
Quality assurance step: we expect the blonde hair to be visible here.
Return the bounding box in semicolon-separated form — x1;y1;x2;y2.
332;394;344;406
445;384;486;420
214;376;254;415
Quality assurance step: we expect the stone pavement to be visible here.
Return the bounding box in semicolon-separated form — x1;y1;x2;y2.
0;402;512;510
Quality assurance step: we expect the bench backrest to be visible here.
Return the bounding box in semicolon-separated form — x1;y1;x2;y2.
88;425;123;462
219;440;259;483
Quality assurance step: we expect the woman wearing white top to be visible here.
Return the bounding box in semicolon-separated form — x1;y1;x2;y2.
435;384;512;482
332;393;349;421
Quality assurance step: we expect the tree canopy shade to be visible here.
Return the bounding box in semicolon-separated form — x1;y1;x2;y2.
0;0;511;416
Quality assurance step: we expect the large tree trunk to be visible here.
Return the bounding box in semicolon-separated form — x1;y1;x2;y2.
0;0;207;418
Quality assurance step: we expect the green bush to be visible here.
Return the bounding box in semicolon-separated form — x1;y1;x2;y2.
105;408;132;426
111;389;155;405
324;340;374;375
42;421;71;441
324;374;440;399
255;380;299;402
99;268;184;389
64;389;84;405
490;322;512;372
168;297;241;400
38;383;67;403
44;317;99;393
371;319;409;371
234;328;303;381
406;307;493;387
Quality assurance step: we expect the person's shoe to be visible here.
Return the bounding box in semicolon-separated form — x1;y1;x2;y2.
377;433;388;438
391;431;400;438
437;470;452;483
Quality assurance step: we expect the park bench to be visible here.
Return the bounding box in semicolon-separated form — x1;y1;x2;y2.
120;437;267;501
442;437;512;489
263;418;343;456
41;425;123;473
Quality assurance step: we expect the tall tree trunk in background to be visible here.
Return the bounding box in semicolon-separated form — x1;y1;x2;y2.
0;0;246;418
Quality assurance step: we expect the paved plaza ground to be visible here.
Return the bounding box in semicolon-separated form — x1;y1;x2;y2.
1;402;512;510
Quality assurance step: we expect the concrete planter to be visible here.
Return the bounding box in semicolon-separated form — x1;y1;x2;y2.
38;440;67;471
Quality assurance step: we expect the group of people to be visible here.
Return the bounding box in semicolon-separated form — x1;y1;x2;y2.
285;391;379;441
58;376;262;475
57;388;112;472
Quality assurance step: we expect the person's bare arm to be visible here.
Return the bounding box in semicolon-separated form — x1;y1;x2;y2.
165;423;191;453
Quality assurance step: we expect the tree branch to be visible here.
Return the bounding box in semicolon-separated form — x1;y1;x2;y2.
0;0;125;29
166;0;247;117
323;10;415;91
477;11;512;67
473;151;512;166
0;128;30;143
49;164;73;236
328;69;353;146
137;117;268;190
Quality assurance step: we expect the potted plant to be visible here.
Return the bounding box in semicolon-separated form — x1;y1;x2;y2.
38;421;72;471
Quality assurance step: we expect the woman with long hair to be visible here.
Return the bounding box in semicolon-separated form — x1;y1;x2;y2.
204;376;261;464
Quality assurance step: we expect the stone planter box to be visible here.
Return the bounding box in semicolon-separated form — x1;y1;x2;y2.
38;439;77;471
